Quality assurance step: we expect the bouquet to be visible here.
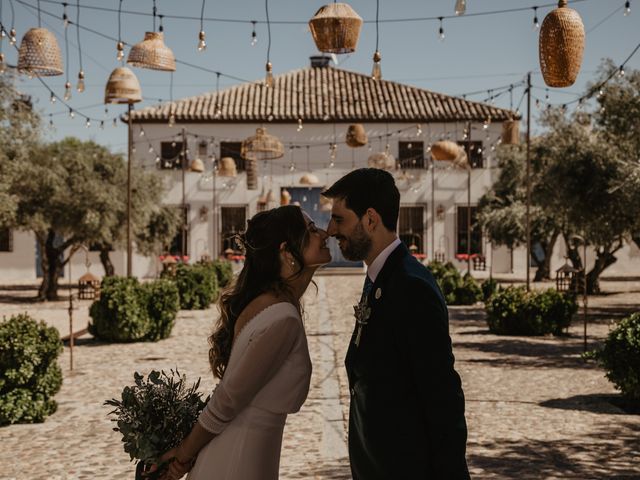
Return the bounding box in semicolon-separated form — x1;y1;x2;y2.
105;370;210;479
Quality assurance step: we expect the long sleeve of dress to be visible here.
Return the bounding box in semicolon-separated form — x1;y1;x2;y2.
197;314;300;435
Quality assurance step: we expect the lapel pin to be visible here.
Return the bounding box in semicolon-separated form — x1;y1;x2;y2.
375;288;382;299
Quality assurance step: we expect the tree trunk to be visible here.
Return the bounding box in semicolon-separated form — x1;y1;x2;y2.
36;233;49;302
534;229;560;282
586;244;621;294
37;230;63;301
563;232;583;270
99;247;115;277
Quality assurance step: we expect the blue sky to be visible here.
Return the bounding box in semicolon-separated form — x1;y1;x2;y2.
3;0;638;153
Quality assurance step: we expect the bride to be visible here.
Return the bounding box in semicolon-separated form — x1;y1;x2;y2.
147;205;331;480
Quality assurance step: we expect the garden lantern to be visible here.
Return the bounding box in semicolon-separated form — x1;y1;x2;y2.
555;259;580;292
78;272;101;300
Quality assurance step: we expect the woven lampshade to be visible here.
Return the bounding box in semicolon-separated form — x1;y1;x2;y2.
266;189;277;204
539;0;585;88
501;120;520;145
218;157;237;177
299;173;319;185
246;158;258;190
280;188;291;206
346;124;368;147
309;3;363;54
241;128;284;161
190;158;205;173
17;28;63;76
430;140;462;161
127;32;176;72
104;67;142;104
453;152;470;170
368;152;396;170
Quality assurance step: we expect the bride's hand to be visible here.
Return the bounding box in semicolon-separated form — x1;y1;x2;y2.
144;447;195;480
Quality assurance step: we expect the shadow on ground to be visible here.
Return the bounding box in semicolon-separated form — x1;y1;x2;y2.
541;394;640;415
468;421;640;479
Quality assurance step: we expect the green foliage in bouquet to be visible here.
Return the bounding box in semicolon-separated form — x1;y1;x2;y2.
142;280;180;342
485;286;577;336
105;370;209;470
0;313;63;425
89;277;151;342
427;261;483;305
587;313;640;403
173;263;219;310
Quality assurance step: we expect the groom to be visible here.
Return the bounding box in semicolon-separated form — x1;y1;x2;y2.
323;168;470;479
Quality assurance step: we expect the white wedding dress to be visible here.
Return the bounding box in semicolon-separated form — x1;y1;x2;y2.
188;302;312;480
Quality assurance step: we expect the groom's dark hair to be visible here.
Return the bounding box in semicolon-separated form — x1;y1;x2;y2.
322;168;399;231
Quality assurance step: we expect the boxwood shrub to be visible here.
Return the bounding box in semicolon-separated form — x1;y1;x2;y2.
0;313;63;425
210;260;234;289
89;277;180;342
427;261;483;305
174;263;219;310
591;313;640;403
485;286;577;336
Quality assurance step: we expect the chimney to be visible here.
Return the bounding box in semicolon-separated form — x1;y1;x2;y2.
310;55;332;68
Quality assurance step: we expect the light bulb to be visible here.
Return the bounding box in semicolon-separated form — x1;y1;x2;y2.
265;62;273;88
113;118;118;127
371;51;382;81
76;70;85;93
0;54;5;74
289;163;295;172
250;21;257;46
198;31;207;51
155;156;161;164
416;124;422;136
0;29;5;39
168;114;176;127
148;145;154;153
438;18;445;41
63;12;69;29
329;160;335;168
454;0;466;16
215;103;222;118
483;119;490;130
624;1;631;15
50;91;56;103
100;121;105;129
9;28;16;45
533;7;540;30
618;67;625;78
85;118;91;128
297;118;303;132
64;81;72;101
69;108;75;119
116;41;124;61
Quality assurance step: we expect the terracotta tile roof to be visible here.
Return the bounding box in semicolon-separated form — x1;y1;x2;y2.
129;65;517;123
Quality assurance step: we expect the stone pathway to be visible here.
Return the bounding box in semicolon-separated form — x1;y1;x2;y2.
0;276;639;479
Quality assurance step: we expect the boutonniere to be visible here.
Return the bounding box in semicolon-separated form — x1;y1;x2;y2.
353;297;371;347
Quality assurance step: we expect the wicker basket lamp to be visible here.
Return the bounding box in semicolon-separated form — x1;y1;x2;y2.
299;173;319;185
346;124;368;147
190;158;205;173
218;157;237;177
246;159;258;190
501;120;520;145
127;32;176;72
104;67;142;104
309;3;363;54
539;0;585;88
430;140;462;161
368;152;396;170
17;28;63;76
280;188;291;206
241;128;285;161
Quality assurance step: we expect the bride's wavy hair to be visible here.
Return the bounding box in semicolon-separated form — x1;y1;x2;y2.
209;205;310;379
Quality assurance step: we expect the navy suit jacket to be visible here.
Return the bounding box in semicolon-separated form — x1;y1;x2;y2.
346;243;470;479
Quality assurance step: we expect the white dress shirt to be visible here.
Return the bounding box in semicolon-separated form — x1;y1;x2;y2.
366;237;402;282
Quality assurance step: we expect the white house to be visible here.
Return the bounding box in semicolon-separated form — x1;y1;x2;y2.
2;56;638;281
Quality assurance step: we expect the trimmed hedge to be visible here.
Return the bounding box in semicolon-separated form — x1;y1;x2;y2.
210;260;234;289
173;263;219;310
481;278;500;302
0;313;63;425
591;312;640;403
427;261;483;305
89;277;180;342
485;286;577;336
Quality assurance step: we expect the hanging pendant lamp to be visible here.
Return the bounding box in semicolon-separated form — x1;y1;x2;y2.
127;32;176;71
501;120;520;145
218;157;238;177
346;124;368;147
430;140;462;161
368;152;396;170
241;128;284;161
309;3;363;54
299;173;319;185
104;66;142;104
539;0;585;87
190;158;205;173
17;28;63;76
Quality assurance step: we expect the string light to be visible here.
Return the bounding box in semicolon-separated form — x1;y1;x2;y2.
100;120;104;129
454;0;466;16
624;0;631;16
372;0;382;80
113;118;117;127
64;16;71;100
197;0;206;51
139;128;145;137
85;117;91;128
250;20;257;46
64;81;72;100
77;70;85;93
532;7;539;30
438;17;445;41
75;0;85;93
297;118;303;132
116;0;124;61
0;54;6;74
618;66;625;77
9;27;16;45
416;124;422;136
62;2;69;28
264;0;273;87
214;72;222;117
69;108;75;118
50;91;56;103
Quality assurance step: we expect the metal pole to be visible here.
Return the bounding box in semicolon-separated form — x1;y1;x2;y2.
212;167;217;259
68;253;73;371
583;241;588;353
431;159;435;261
525;72;532;291
181;128;187;259
126;104;133;277
466;121;472;276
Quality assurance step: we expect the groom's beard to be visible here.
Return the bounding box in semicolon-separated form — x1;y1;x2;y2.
339;222;372;261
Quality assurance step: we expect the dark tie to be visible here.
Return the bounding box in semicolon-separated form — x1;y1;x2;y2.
361;275;373;302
